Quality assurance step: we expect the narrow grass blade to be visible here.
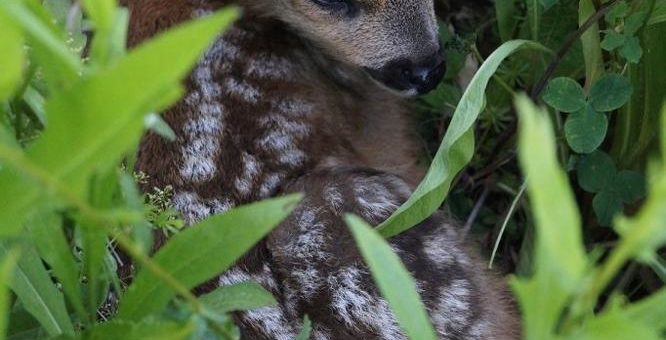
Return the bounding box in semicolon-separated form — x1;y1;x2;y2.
346;215;437;340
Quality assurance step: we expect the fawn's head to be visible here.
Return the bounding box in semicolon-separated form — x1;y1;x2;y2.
257;0;445;96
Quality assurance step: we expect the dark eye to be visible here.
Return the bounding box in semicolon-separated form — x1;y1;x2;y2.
312;0;353;14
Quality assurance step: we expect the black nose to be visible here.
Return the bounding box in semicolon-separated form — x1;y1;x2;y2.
366;51;446;96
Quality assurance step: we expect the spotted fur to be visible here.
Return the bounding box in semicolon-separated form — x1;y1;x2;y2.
124;0;520;338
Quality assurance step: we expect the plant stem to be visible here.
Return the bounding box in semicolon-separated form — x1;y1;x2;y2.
531;0;622;99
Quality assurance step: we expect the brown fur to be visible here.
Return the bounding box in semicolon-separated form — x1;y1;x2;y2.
121;0;520;338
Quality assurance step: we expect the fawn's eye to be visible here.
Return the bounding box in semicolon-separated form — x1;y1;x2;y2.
311;0;354;15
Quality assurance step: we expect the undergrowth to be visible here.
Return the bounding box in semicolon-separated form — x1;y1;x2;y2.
0;0;664;339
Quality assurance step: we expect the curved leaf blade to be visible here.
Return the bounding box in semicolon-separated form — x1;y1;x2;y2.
346;215;437;340
378;40;547;238
117;194;301;320
0;243;74;336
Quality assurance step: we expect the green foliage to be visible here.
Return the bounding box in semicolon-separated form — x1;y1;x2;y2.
0;1;304;338
117;195;300;320
377;40;547;238
511;96;665;339
0;0;664;338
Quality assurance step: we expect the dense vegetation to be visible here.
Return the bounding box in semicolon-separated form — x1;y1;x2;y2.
0;0;664;339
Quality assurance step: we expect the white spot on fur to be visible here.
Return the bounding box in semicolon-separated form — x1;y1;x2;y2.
258;115;311;139
180;38;229;183
279;207;329;300
235;152;262;197
353;178;399;222
328;266;403;339
218;267;295;339
259;173;285;197
323;184;344;214
432;279;472;337
246;56;295;79
225;78;260;103
423;232;456;266
172;192;232;224
244;306;298;340
273;98;315;117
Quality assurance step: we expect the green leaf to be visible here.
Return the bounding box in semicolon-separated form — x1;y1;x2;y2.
295;315;312;340
567;305;660;340
612;162;666;263
0;1;82;91
600;31;626;51
564;104;608;154
593;190;624;226
579;0;604;86
540;0;560;11
145;113;177;142
84;318;196;340
624;288;666;331
0;7;240;236
619;35;643;63
80;0;116;32
117;194;301;320
589;74;633;112
648;0;666;25
0;248;18;340
605;0;629;23
200;282;277;315
346;215;437;340
513;94;586;339
614;170;646;203
378;40;547;238
576;151;617;193
27;213;86;322
0;11;24;102
542;77;587;113
0;243;74;336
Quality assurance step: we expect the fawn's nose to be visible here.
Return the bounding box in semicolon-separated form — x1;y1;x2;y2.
366;49;446;96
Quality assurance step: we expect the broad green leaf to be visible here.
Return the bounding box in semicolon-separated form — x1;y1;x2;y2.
495;0;520;42
0;8;240;236
378;40;546;238
613;163;666;263
589;74;633;112
577;151;617;193
600;31;626;51
200;282;276;315
0;243;73;336
564;105;608;154
566;305;660;340
605;1;629;23
624;0;652;34
593;190;624;226
346;215;437;340
295;315;312;340
619;35;643;63
512;94;586;339
0;11;24;101
614;170;646;203
117;194;301;320
0;248;18;340
28;213;86;322
84;318;196;340
624;288;666;331
542;77;586;113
